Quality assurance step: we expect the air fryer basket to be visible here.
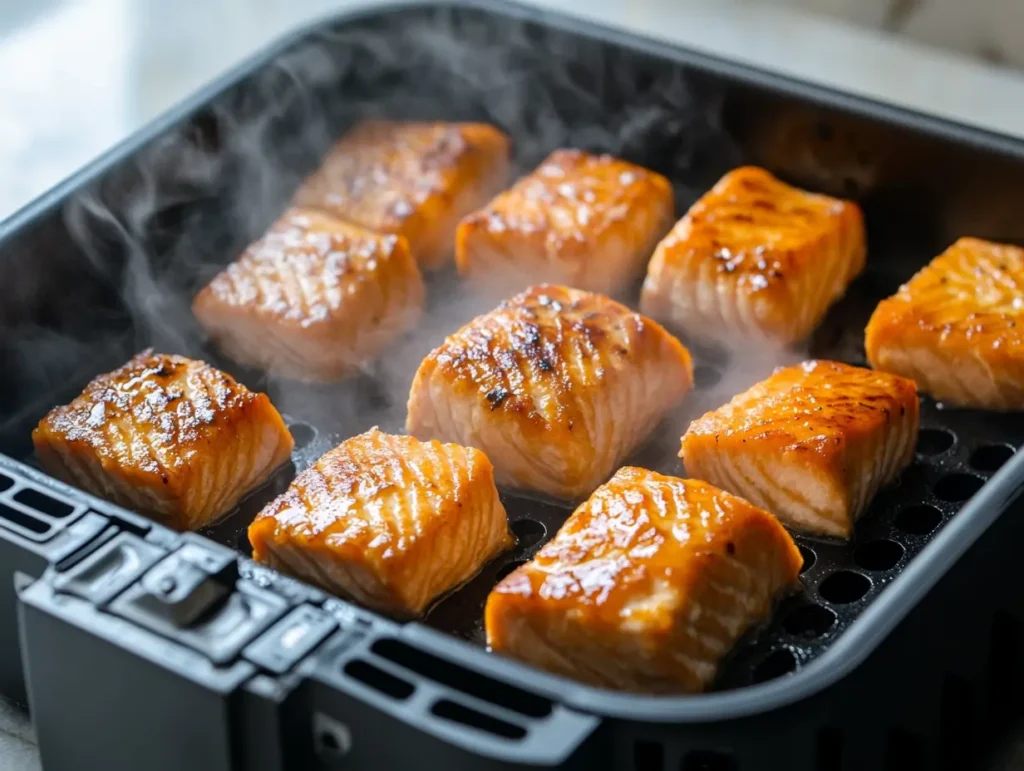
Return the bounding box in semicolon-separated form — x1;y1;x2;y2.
3;3;1024;770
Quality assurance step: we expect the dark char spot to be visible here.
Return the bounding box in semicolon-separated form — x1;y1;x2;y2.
486;388;509;410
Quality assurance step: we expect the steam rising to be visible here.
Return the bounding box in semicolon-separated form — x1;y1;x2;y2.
1;8;798;464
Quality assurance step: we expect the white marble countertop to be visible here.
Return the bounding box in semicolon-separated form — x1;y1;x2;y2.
2;1;1024;769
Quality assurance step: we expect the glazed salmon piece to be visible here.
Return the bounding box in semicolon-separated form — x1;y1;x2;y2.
456;150;675;296
681;360;919;539
485;466;802;693
865;237;1024;409
640;166;866;346
193;207;424;383
406;284;693;500
293;120;511;270
249;428;512;616
32;351;294;531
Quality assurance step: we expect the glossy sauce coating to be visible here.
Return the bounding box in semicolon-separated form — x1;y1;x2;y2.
456;149;675;296
682;360;919;537
193;207;424;383
866;237;1024;409
407;284;693;499
249;428;512;616
293;120;511;270
641;166;865;345
485;466;802;693
32;350;293;530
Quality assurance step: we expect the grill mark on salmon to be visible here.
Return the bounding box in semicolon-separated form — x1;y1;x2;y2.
640;166;865;346
456;149;675;297
865;236;1024;409
681;360;919;538
406;284;693;500
248;428;512;617
485;466;802;693
32;350;294;530
293;120;511;270
193;207;424;383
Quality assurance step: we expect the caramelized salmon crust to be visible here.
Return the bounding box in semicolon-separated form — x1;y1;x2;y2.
681;360;919;539
32;351;294;531
293;120;511;270
640;166;866;346
406;284;693;500
455;149;675;296
249;428;512;617
865;237;1024;409
485;466;803;693
193;207;424;383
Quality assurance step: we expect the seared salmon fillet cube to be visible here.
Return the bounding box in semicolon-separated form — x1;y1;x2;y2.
32;351;294;530
455;149;675;295
193;207;424;383
640;166;866;346
249;428;512;616
485;466;802;693
406;284;693;500
681;360;919;539
293;120;511;270
865;237;1024;409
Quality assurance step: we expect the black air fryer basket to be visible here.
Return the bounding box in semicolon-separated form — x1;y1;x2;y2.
2;3;1024;770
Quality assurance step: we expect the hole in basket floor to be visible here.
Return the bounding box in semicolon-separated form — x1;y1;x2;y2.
798;544;816;574
916;428;955;455
0;473;13;493
510;518;546;548
895;504;942;535
752;648;797;683
783;604;837;639
934;473;984;503
496;560;527;582
818;571;871;604
854;539;904;571
970;444;1015;473
288;421;316;449
692;364;722;389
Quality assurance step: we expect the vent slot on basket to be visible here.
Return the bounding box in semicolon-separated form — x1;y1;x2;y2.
815;727;843;771
883;729;924;771
370;638;552;718
939;674;975;771
681;750;738;771
343;659;415;701
0;501;50;535
430;698;526;740
14;487;76;518
634;740;665;771
986;611;1020;727
0;472;13;493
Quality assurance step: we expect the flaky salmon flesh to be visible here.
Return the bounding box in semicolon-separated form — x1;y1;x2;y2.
406;284;693;500
865;237;1024;409
681;360;919;539
640;166;866;346
292;120;511;270
193;207;424;383
32;351;294;531
485;466;802;693
249;428;512;617
455;149;675;297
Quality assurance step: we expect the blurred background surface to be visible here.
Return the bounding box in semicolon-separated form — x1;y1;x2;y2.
0;0;1023;222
